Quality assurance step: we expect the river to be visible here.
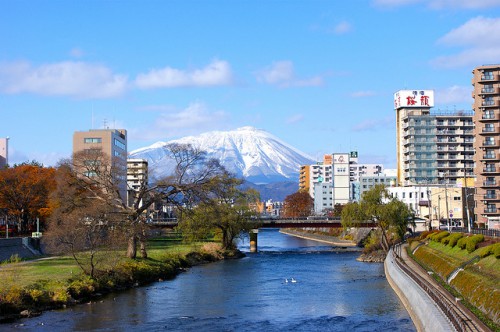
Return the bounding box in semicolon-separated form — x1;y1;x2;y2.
6;229;415;331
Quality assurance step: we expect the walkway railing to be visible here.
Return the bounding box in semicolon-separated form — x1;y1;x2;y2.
392;243;479;332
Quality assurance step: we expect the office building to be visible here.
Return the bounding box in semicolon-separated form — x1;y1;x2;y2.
73;129;128;203
127;158;148;207
472;64;500;229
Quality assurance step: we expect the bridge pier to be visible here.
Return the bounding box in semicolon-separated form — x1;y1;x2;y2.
249;229;258;252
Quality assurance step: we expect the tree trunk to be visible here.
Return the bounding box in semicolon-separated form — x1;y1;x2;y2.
139;228;147;259
127;235;137;259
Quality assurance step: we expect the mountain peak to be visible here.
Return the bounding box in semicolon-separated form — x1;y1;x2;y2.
129;127;314;183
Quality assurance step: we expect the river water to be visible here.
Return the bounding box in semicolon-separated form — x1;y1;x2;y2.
7;229;415;331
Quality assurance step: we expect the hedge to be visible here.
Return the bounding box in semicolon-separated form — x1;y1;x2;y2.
466;234;485;253
457;236;469;250
446;233;464;248
430;231;449;242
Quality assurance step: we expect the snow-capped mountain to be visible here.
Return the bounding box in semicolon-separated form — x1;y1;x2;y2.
129;126;315;183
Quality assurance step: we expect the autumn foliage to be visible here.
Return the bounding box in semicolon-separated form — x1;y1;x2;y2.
0;162;56;233
283;191;313;218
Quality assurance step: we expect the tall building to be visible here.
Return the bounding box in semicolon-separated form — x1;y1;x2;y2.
127;158;148;207
0;137;8;168
395;90;474;187
73;129;128;203
472;64;500;229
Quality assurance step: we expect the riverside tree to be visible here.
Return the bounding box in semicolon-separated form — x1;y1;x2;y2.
0;161;56;234
47;143;226;260
177;172;259;250
341;184;414;251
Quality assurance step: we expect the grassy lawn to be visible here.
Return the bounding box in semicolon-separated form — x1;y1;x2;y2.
0;236;212;296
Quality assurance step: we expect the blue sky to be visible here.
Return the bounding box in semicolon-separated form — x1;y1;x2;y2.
1;0;500;168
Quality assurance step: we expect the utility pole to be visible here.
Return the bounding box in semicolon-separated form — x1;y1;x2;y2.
443;173;451;229
463;160;471;233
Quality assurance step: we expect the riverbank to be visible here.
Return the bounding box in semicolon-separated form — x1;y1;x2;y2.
279;229;361;251
0;241;242;323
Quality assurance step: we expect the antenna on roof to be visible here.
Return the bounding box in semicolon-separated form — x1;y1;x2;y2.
103;118;108;129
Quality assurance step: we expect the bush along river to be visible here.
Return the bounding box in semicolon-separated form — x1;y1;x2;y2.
7;229;415;331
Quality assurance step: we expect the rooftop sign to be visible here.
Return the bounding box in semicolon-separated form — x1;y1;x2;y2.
394;90;434;109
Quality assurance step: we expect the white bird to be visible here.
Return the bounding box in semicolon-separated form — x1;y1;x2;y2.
285;278;288;283
291;278;297;283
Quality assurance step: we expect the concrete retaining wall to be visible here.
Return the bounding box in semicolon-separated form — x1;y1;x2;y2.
0;238;41;261
385;249;454;332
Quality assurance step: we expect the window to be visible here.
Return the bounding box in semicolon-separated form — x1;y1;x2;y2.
114;138;126;150
84;137;102;144
409;193;412;199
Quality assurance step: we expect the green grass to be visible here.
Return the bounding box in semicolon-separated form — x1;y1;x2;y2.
409;240;500;329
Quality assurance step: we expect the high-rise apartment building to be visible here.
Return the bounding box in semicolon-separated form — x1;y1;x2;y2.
472;64;500;229
395;90;474;187
127;158;148;206
73;129;128;203
0;137;8;168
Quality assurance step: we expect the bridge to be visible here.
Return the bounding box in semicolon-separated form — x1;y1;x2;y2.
147;217;377;252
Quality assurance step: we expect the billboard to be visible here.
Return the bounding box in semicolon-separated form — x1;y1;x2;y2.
394;90;434;109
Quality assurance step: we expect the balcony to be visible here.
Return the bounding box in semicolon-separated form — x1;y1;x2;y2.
481;74;497;81
484;194;497;200
483;180;497;186
482;113;497;120
484;207;498;214
482;126;497;133
484;166;497;173
482;100;499;107
483;154;497;160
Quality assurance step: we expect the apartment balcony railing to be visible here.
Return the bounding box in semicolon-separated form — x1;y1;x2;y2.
482;113;496;120
484;154;496;159
481;87;495;93
482;100;497;107
481;74;496;81
483;180;497;186
484;194;497;200
484;166;497;173
484;140;496;146
484;207;497;214
482;127;497;133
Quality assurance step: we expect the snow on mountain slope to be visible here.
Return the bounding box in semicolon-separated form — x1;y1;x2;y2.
129;127;315;183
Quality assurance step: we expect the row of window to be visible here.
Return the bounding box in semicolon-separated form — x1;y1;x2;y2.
84;137;102;144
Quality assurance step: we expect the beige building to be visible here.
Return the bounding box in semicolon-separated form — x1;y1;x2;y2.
73;129;128;203
0;137;8;168
472;64;500;229
395;90;474;187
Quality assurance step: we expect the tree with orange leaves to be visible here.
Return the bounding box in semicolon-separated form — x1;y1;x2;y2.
0;162;56;234
283;191;313;218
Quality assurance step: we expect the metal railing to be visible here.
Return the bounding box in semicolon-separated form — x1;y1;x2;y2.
392;243;475;331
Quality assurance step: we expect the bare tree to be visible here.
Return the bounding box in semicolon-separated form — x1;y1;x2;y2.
48;143;227;260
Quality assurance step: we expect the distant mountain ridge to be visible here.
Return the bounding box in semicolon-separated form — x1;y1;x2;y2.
129;126;314;185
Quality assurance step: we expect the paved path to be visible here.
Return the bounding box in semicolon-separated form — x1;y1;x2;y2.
397;243;492;332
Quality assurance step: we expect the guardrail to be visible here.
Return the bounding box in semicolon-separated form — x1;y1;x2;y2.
392;243;477;332
450;228;499;238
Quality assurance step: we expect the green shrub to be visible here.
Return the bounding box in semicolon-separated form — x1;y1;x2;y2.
447;233;463;248
466;234;485;253
430;231;449;242
68;276;97;299
420;230;438;240
494;243;500;259
457;236;469;250
476;244;496;258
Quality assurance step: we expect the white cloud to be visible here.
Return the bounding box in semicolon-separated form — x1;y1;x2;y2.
332;21;352;35
373;0;500;8
135;59;233;89
130;102;230;141
437;17;500;46
69;47;84;58
286;114;304;124
0;61;128;98
435;85;472;104
432;17;500;68
255;61;324;88
350;90;376;98
352;117;393;132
